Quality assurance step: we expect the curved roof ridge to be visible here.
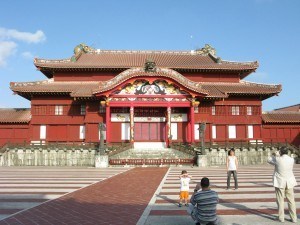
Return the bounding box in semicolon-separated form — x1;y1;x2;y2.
10;79;101;88
221;59;259;66
89;49;194;55
240;80;281;88
199;80;280;87
263;111;300;114
92;67;209;95
34;58;71;64
0;108;30;111
10;78;54;88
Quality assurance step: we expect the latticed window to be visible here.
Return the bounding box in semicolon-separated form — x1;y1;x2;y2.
80;104;86;115
216;106;226;115
231;106;239;115
252;106;261;115
247;106;252;115
33;105;47;115
55;105;63;115
212;106;216;115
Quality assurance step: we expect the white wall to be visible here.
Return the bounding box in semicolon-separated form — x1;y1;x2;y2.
40;125;46;139
171;123;178;140
228;125;236;139
121;123;130;140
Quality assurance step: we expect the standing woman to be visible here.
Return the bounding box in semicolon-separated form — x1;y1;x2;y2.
226;148;238;190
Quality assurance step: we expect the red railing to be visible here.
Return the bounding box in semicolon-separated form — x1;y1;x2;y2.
109;158;194;166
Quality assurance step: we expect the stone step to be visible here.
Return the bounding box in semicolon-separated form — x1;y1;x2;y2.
110;148;193;160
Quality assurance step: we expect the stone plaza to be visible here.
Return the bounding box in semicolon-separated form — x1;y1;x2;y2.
0;165;299;225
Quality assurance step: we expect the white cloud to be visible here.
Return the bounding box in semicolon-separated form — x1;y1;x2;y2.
0;27;46;67
21;51;34;59
0;28;46;43
0;41;17;67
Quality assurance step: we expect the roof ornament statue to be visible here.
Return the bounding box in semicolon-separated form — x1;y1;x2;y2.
71;43;94;62
144;58;156;72
196;44;217;56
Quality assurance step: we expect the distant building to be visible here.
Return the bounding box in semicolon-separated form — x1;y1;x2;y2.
262;104;300;146
274;104;300;112
0;44;299;148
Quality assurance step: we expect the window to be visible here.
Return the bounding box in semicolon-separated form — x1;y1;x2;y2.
121;123;130;140
228;125;236;139
55;105;63;115
247;125;254;139
212;106;216;115
80;104;86;115
40;125;46;139
252;106;260;115
79;125;85;139
212;125;216;139
194;124;199;140
99;105;106;113
231;106;239;115
247;106;252;115
171;123;178;140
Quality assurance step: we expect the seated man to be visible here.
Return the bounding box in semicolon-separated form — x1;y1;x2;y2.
188;177;219;225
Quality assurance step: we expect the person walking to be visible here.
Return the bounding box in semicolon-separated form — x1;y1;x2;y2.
226;148;238;190
188;177;219;225
267;146;298;223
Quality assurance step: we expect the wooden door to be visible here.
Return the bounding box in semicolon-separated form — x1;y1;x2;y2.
134;122;165;141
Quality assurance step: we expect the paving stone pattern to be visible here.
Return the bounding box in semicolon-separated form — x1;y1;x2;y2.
0;167;130;223
0;167;168;225
145;165;300;225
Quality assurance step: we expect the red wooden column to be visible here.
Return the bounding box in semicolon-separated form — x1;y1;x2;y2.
105;104;111;144
190;106;195;143
166;106;171;147
130;106;134;144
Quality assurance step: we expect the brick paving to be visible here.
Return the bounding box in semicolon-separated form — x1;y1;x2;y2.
0;167;168;225
0;167;130;221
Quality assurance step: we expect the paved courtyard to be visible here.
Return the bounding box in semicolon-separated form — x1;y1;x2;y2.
0;167;130;221
0;165;299;225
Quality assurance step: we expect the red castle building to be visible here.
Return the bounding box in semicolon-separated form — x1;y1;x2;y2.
0;44;299;149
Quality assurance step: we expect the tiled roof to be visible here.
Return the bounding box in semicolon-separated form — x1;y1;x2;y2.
10;79;100;98
274;104;300;112
34;49;258;73
262;111;300;123
201;81;281;98
0;108;31;123
11;77;281;99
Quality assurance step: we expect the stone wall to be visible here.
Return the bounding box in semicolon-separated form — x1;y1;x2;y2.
0;146;296;167
198;146;296;167
0;148;96;166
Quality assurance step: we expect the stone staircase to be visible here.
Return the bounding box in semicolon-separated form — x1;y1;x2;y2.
109;148;194;160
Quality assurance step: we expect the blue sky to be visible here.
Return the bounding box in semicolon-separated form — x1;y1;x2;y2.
0;0;299;111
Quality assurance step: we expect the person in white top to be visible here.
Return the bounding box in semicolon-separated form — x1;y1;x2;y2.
179;170;191;207
226;149;238;190
267;146;298;223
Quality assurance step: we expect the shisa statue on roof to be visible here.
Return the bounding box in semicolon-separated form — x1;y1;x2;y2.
196;44;217;56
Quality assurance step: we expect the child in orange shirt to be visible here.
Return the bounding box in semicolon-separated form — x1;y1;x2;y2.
179;170;192;207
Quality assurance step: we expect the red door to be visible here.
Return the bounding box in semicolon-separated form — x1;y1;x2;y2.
134;123;165;141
